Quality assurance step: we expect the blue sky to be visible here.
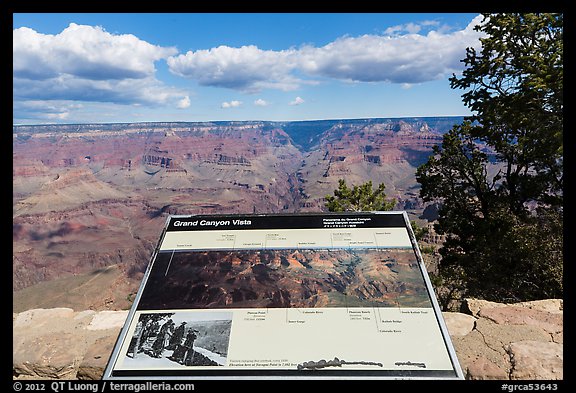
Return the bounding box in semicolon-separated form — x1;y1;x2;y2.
13;13;483;124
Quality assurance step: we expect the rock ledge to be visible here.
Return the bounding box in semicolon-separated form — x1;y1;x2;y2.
13;299;563;380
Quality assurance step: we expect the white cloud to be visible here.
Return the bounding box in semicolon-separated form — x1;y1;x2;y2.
254;98;268;107
289;96;305;106
166;15;484;90
13;23;186;116
13;100;82;122
384;20;440;35
14;74;186;107
177;95;191;109
385;22;421;35
13;23;177;80
46;112;70;120
221;100;242;108
167;45;302;92
298;16;484;84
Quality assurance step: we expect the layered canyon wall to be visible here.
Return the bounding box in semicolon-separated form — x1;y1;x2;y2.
13;117;462;311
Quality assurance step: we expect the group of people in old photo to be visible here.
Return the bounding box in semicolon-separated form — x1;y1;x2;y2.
127;313;199;366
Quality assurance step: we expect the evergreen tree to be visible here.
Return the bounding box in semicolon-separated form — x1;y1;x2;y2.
325;179;428;245
416;13;563;303
325;179;396;212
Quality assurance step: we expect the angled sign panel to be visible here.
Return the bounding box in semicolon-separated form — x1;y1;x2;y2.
104;212;463;379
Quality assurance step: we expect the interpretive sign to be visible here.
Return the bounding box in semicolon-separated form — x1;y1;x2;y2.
104;212;463;379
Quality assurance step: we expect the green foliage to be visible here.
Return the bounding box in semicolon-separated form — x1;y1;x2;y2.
417;13;563;303
451;13;563;210
420;245;436;255
410;220;429;242
325;179;396;212
126;291;138;304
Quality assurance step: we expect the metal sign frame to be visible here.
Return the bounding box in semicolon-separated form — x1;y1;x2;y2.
103;211;463;380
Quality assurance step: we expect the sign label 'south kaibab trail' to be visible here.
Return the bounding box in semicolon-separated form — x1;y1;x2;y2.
104;212;464;380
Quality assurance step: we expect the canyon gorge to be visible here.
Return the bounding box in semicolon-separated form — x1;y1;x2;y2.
13;117;463;312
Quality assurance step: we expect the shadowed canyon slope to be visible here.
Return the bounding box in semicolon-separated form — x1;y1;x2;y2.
13;117;463;312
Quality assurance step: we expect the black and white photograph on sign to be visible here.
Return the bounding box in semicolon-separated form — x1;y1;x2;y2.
137;248;433;310
123;311;233;368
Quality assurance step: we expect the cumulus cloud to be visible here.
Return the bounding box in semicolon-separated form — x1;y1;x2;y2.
299;15;484;84
13;100;83;122
166;15;484;91
14;73;187;108
177;95;191;109
385;22;421;35
254;98;268;106
13;23;187;115
221;100;242;108
384;20;440;35
14;23;177;80
167;45;302;92
289;96;305;106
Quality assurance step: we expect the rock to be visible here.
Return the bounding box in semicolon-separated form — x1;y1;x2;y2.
551;331;563;344
13;308;85;379
462;298;563;316
77;335;118;380
450;315;554;380
13;308;125;380
507;341;563;380
465;356;510;380
87;310;128;330
442;312;476;336
75;310;97;321
13;333;82;379
478;306;563;335
451;329;511;378
474;317;552;349
515;299;563;313
13;308;75;329
461;298;508;317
